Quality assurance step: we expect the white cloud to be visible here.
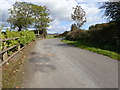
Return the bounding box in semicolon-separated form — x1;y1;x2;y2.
0;0;11;26
0;0;108;33
28;0;78;33
35;0;77;22
34;0;107;33
47;19;71;34
76;0;109;2
79;3;104;23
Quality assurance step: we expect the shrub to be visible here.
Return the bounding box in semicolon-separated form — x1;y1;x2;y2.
65;21;120;53
65;30;89;41
18;31;35;45
1;30;35;50
54;31;69;38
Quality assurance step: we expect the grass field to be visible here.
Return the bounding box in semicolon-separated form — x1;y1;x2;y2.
46;34;57;39
62;39;120;60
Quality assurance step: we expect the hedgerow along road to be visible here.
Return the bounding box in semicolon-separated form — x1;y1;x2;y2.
22;38;118;88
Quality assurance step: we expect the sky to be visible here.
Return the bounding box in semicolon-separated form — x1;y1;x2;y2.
0;0;110;33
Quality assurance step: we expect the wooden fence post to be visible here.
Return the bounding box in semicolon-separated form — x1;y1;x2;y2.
2;45;8;61
0;37;20;66
3;51;8;61
18;45;20;51
0;55;2;63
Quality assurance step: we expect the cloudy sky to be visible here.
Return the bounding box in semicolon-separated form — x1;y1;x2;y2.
0;0;110;33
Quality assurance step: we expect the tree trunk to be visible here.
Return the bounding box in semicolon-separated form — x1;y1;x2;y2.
43;30;47;38
18;27;22;31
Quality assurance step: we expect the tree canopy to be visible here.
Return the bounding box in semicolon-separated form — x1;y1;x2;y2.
71;6;86;29
7;1;52;33
7;2;34;31
100;1;120;21
31;5;52;37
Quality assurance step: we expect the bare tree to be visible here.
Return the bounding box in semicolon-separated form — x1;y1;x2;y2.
71;6;86;29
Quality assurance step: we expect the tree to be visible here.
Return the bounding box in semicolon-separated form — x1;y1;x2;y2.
71;24;77;31
7;2;34;31
7;1;52;35
31;5;52;38
71;6;86;29
100;1;120;52
99;1;120;21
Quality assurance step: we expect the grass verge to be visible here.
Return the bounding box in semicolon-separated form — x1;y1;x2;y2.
62;39;120;60
2;41;36;88
2;54;26;88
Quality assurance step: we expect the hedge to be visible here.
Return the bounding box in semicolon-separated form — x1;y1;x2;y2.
65;21;120;53
0;30;36;51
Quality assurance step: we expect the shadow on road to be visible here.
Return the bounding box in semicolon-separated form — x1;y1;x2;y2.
56;43;74;48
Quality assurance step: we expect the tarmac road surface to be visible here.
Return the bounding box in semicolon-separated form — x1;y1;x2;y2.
22;38;118;88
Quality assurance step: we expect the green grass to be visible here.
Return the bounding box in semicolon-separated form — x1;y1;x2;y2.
46;34;58;39
62;39;120;60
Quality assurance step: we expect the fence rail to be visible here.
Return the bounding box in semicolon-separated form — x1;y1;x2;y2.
0;37;20;42
0;37;21;66
0;44;19;55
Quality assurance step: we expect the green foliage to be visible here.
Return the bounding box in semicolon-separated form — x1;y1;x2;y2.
31;5;52;38
53;31;69;38
100;1;120;21
5;29;21;38
66;30;89;41
8;2;34;31
65;21;120;53
1;30;35;50
62;39;120;60
88;21;120;47
18;31;35;45
8;1;52;36
0;26;6;50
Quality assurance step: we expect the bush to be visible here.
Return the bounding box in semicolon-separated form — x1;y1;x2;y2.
1;30;35;50
80;21;119;46
66;30;89;41
0;33;6;50
18;31;35;45
65;21;120;53
54;31;69;38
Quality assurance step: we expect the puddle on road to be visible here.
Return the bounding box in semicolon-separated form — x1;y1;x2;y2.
44;46;51;49
29;52;41;55
28;56;56;73
29;52;55;57
36;64;56;72
28;56;50;64
43;43;50;45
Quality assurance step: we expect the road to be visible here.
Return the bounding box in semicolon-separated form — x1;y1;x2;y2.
22;38;118;88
